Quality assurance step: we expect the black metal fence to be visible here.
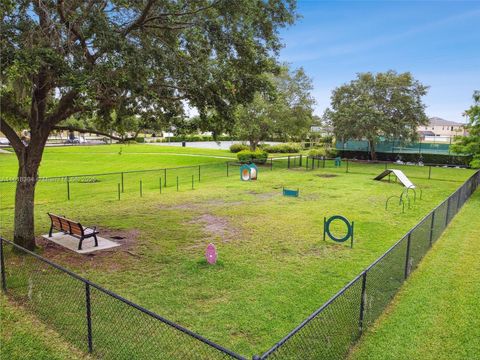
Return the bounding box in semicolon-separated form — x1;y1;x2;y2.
0;165;478;360
0;237;246;360
0;155;464;210
256;169;480;359
0;157;304;206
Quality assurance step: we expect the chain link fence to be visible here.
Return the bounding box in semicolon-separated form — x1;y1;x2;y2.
336;139;455;155
0;165;477;359
257;170;479;359
0;238;245;360
0;157;304;207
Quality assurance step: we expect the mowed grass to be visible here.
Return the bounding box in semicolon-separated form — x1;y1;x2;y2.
0;294;88;360
349;190;480;360
0;144;234;178
0;146;476;356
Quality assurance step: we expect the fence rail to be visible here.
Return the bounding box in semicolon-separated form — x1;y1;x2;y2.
0;165;478;359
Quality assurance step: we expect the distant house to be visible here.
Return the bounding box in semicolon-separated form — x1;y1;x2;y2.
418;117;467;137
310;124;333;136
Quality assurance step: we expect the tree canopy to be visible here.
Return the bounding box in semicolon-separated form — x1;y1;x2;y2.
0;0;297;249
452;91;480;168
233;66;315;150
325;71;429;159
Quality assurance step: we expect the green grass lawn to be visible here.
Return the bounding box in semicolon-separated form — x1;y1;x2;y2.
0;294;88;360
349;190;480;360
0;144;235;178
0;145;476;357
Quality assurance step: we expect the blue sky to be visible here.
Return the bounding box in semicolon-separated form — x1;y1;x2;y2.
278;0;480;122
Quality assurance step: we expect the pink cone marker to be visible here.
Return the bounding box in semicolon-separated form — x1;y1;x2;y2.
205;243;217;264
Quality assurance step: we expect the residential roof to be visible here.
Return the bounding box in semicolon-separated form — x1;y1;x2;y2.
428;117;464;127
417;130;435;136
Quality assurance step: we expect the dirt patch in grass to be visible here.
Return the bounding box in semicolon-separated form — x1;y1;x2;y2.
316;174;338;178
188;213;239;243
35;228;140;271
245;190;278;200
158;199;244;211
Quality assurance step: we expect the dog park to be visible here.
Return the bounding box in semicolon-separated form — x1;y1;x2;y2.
0;144;478;359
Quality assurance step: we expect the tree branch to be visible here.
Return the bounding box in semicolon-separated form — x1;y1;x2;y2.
0;117;24;154
144;1;221;21
122;0;156;35
56;0;96;65
46;90;80;125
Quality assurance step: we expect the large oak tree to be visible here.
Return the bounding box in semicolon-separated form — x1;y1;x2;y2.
233;66;315;150
0;0;297;249
325;71;429;160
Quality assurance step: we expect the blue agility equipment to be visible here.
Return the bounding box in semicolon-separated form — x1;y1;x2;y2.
240;163;258;181
283;187;299;197
323;215;355;248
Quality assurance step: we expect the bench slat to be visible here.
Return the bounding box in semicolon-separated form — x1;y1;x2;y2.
48;213;98;250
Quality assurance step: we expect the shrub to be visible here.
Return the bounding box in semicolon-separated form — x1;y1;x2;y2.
264;143;302;153
135;137;145;143
325;148;338;157
308;148;325;157
229;143;249;153
237;150;268;164
318;135;334;145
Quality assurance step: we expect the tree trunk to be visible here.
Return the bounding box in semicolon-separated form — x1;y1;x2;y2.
12;133;47;250
13;155;42;250
249;139;258;151
369;139;377;160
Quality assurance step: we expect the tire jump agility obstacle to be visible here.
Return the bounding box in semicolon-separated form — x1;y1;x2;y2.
240;164;258;181
323;215;355;248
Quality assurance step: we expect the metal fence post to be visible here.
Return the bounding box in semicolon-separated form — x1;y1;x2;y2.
346;158;349;173
288;156;290;169
428;165;432;180
198;165;201;182
429;211;435;246
0;239;6;292
445;197;451;226
306;156;309;169
117;183;120;201
226;162;229;177
121;172;124;192
164;168;167;187
323;157;325;168
85;283;93;353
159;177;162;194
456;189;461;210
67;176;70;200
139;180;142;197
270;158;273;170
358;272;367;334
404;233;412;279
299;154;303;167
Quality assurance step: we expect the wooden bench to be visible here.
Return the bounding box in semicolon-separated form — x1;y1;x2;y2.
48;213;99;250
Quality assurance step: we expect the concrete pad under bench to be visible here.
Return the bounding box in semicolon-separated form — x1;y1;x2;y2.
42;232;121;254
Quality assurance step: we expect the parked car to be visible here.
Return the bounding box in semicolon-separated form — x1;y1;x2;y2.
64;137;86;144
0;137;10;145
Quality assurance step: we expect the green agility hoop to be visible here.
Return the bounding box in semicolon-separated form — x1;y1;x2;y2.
323;215;354;248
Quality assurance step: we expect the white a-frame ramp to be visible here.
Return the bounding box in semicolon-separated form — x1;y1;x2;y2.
374;169;415;188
